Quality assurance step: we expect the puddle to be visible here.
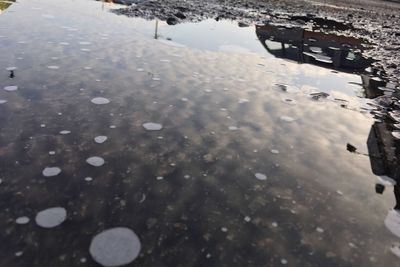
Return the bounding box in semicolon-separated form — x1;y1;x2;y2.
0;0;400;266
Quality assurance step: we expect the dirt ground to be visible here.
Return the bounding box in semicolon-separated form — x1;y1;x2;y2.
109;0;400;84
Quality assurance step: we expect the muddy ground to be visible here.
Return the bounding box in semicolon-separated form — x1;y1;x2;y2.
107;0;400;85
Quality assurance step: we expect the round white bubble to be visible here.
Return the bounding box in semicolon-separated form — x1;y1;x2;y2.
89;227;141;267
86;156;105;167
142;122;163;131
91;97;110;105
255;173;267;180
16;216;30;224
4;86;18;91
42;167;61;177
95;136;108;144
35;207;67;228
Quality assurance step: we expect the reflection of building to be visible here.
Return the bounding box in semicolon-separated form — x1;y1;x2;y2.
0;0;15;14
256;24;372;72
367;122;400;180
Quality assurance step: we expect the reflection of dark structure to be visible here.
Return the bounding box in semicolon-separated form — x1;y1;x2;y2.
367;121;400;210
256;24;372;73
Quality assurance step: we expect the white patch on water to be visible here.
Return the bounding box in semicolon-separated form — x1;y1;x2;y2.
271;222;278;227
221;227;228;232
143;122;163;131
0;100;7;104
42;167;61;177
181;98;188;102
184;175;190;179
89;227;141;267
86;156;105;167
271;149;279;154
4;86;18;91
137;68;144;72
95;136;108;144
79;41;91;45
6;67;17;71
390;244;400;258
40;124;46;128
60;130;71;135
281;258;288;265
238;98;250;104
49;151;56;155
255;173;267;181
280;116;296;122
35;207;67;228
47;66;59;69
244;216;251;222
385;209;400;238
156;176;164;180
81;48;91;52
228;126;239;131
109;125;116;129
91;97;110;105
316;227;324;233
85;177;93;182
16;216;30;224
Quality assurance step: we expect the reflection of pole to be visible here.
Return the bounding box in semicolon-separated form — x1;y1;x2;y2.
154;20;159;39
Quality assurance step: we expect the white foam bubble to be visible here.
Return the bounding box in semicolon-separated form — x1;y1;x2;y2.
255;173;267;180
42;167;61;177
6;67;17;71
91;97;110;105
60;130;71;135
4;86;18;91
16;216;30;224
143;122;163;131
94;136;108;144
280;116;296;122
35;207;67;228
86;156;105;167
89;227;141;267
47;66;59;69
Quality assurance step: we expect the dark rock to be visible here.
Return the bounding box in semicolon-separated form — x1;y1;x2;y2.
166;17;179;25
175;11;186;19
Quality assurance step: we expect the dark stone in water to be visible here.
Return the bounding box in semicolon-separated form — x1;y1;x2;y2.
167;17;179;25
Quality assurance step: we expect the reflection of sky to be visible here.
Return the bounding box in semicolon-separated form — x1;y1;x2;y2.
0;0;398;266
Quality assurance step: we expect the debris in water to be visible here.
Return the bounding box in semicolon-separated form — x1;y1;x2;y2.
255;173;267;180
59;130;71;135
143;122;163;131
244;216;251;222
35;207;67;228
221;227;228;232
42;167;61;177
281;258;288;265
89;227;141;267
271;222;278;227
91;97;110;105
86;156;105;167
15;251;23;257
316;227;324;233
